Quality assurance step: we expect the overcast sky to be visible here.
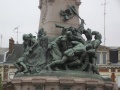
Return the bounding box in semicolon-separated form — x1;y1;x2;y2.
0;0;120;48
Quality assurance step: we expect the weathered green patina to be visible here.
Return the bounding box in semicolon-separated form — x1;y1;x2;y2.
14;19;102;77
14;4;104;80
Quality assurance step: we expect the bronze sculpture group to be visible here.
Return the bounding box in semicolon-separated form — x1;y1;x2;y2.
14;5;102;76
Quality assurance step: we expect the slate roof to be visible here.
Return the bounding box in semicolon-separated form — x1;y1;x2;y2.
108;46;119;49
97;45;120;51
5;44;23;64
0;55;4;63
0;48;8;63
0;48;8;54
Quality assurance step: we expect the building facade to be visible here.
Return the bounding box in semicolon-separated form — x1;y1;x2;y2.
97;45;120;88
3;38;23;81
0;47;8;81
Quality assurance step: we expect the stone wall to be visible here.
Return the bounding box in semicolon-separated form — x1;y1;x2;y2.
3;76;118;90
39;0;81;36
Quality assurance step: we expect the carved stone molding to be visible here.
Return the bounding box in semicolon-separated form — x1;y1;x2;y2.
48;0;54;3
75;0;82;6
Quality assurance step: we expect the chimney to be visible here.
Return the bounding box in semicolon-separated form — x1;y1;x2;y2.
9;37;14;54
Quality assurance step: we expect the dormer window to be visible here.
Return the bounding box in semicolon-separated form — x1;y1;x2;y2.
109;49;118;63
96;51;107;65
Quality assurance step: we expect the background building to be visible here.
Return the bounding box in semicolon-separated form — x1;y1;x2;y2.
2;38;23;81
0;47;8;80
97;46;120;88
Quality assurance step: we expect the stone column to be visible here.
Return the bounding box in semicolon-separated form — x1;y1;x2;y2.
59;77;74;90
39;0;81;37
105;82;113;90
21;79;33;90
32;78;46;90
45;77;60;90
74;79;86;90
113;83;118;90
2;80;7;86
12;78;22;90
86;80;98;90
3;65;9;80
96;82;104;90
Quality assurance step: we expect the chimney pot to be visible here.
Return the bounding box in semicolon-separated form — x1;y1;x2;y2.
9;37;14;54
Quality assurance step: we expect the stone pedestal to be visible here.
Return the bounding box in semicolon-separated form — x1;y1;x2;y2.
39;0;81;36
3;76;118;90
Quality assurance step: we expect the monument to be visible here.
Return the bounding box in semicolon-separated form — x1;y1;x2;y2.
3;0;118;90
39;0;81;36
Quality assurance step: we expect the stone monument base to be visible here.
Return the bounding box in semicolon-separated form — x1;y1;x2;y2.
3;76;118;90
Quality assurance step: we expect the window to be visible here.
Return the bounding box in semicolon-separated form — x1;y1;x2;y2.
9;73;14;80
102;52;107;64
109;49;118;63
96;51;107;65
96;52;100;64
118;76;120;87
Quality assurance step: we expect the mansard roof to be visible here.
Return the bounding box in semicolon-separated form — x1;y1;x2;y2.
97;45;120;51
0;48;8;54
0;48;8;63
5;44;23;64
97;45;110;51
